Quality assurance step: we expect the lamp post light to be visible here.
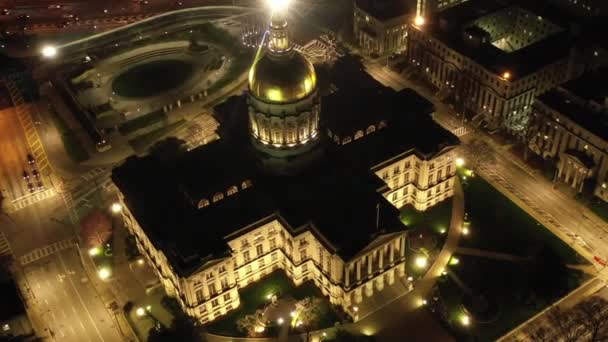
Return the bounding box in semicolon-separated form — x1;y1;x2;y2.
41;45;57;58
110;202;122;214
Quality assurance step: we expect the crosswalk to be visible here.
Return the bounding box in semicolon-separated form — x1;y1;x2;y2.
20;237;76;266
0;231;13;258
80;167;108;182
8;188;56;213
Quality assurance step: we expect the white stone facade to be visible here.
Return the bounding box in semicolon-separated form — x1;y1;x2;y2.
118;195;407;324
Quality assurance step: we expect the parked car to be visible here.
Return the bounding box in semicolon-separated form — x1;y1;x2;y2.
22;170;30;180
27;153;35;165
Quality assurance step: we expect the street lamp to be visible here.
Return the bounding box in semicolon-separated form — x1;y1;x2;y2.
460;314;471;326
89;247;101;256
456;158;465;167
136;307;146;317
111;203;122;214
415;255;428;269
98;267;111;280
41;45;57;58
414;16;425;27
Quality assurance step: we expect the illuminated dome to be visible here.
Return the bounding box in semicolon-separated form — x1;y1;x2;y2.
248;52;317;103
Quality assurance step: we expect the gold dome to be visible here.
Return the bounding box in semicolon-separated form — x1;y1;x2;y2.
248;51;317;103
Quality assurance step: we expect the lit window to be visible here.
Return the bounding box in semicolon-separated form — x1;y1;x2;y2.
227;186;238;196
212;192;224;202
197;199;209;209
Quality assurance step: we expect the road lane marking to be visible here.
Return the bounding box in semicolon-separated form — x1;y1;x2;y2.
57;252;105;342
79;321;85;330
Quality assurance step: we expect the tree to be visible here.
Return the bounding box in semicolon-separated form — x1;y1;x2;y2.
236;309;264;337
575;296;608;342
79;210;113;248
461;139;496;171
294;297;324;341
525;296;608;342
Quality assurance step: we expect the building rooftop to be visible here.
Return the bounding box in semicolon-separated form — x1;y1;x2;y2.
0;279;26;322
538;88;608;142
423;0;573;79
561;67;608;107
112;57;458;277
355;0;412;21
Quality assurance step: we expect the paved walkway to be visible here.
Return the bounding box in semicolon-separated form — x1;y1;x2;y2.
339;179;465;342
454;247;528;263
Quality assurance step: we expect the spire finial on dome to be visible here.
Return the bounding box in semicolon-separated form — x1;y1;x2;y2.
267;0;291;55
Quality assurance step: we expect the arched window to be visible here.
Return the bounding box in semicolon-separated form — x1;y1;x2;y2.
242;179;253;190
212;192;224;203
342;136;352;145
366;125;376;134
197;199;209;209
227;186;238;196
354;130;364;140
378;120;387;129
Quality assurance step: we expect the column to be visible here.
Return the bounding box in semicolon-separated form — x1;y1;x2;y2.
400;236;406;258
356;260;361;281
367;254;372;276
379;247;384;270
389;243;394;264
345;265;350;287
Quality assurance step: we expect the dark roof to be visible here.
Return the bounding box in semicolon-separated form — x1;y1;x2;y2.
537;89;608;141
355;0;412;21
427;0;573;78
112;58;458;276
0;280;25;321
561;67;608;106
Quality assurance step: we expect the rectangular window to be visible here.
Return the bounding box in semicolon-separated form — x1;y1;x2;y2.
221;277;228;290
199;305;207;315
208;284;216;296
269;238;276;249
206;272;213;280
246;265;252;274
271;252;278;261
211;299;219;308
259;258;266;267
256;245;263;257
447;165;452;175
392;192;397;201
302;263;308;272
218;266;226;274
300;249;307;260
196;289;204;302
243;251;250;262
223;293;231;301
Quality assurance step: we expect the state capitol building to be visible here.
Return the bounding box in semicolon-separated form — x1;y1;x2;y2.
112;7;459;324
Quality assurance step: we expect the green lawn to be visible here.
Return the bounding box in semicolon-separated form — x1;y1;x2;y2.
435;174;588;341
401;199;452;277
112;59;194;98
400;199;452;235
439;255;584;341
460;174;584;264
206;270;342;337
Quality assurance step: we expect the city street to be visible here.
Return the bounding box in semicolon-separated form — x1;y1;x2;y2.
0;101;37;202
365;60;607;266
22;245;123;342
